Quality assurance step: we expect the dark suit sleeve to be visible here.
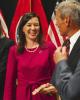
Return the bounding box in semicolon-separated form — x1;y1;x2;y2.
51;60;80;100
0;39;14;99
0;40;14;72
0;40;14;86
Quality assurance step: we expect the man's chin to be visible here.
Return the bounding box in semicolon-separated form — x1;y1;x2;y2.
61;33;67;37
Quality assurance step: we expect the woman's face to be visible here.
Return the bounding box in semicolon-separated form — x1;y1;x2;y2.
23;17;40;41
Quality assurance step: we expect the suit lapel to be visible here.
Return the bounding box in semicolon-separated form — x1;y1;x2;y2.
69;36;80;56
68;36;80;72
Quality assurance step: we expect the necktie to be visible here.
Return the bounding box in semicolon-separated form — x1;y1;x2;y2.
63;39;70;52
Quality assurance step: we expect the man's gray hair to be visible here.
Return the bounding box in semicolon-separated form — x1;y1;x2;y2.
55;1;80;26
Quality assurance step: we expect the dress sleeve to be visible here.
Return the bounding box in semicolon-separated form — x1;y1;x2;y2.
3;46;17;100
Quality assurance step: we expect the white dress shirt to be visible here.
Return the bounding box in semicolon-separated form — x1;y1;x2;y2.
69;30;80;54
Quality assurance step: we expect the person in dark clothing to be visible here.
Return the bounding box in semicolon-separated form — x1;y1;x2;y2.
0;20;15;100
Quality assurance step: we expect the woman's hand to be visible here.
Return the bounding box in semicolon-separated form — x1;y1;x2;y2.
32;83;57;95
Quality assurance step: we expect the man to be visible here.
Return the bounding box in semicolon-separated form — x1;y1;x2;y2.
32;1;80;100
52;46;80;100
0;20;15;100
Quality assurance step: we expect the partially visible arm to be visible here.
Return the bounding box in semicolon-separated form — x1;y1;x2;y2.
51;46;80;100
52;60;80;100
0;39;14;72
0;39;14;89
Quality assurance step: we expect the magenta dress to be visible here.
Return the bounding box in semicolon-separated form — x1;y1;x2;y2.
3;42;57;100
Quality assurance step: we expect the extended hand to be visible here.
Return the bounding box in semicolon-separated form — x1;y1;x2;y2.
32;83;57;95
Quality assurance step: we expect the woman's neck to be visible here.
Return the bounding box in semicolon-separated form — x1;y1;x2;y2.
25;39;39;49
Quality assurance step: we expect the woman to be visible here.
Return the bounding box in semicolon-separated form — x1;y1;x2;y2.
3;12;56;100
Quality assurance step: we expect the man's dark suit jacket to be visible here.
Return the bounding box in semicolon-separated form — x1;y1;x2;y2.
52;59;80;100
51;36;80;100
0;37;14;100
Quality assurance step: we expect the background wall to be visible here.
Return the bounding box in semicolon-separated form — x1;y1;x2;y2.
0;0;60;29
0;0;18;29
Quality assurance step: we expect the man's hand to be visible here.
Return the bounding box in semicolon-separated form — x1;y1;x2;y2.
54;46;68;64
32;83;57;95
